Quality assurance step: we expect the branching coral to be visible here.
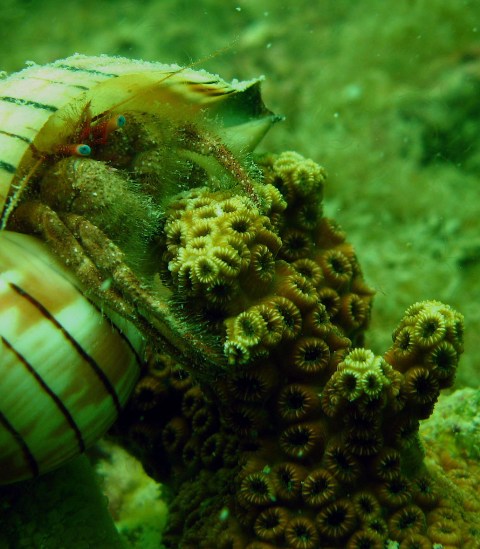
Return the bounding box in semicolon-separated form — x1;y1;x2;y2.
113;151;479;548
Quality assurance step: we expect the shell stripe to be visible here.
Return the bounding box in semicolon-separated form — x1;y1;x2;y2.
9;282;122;414
21;76;90;91
204;89;235;97
110;320;144;371
0;129;32;144
0;407;39;478
187;79;218;85
0;96;58;112
68;294;144;373
0;160;16;174
82;296;144;372
1;334;85;473
188;86;236;97
55;63;120;78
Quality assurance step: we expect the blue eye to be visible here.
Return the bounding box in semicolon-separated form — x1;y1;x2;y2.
76;144;91;156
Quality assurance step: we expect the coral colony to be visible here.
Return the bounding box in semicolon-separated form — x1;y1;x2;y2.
114;151;473;548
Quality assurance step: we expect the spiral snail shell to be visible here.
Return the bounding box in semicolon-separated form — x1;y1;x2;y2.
0;231;144;484
0;54;277;483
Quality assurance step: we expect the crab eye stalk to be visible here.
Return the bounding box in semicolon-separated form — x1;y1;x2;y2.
53;143;91;156
90;114;126;144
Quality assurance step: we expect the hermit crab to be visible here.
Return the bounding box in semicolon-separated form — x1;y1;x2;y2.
0;54;278;483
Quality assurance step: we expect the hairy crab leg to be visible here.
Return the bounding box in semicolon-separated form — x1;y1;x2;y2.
9;201;225;372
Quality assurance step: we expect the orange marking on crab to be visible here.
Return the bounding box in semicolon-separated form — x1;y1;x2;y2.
54;143;91;157
68;101;126;150
89;114;126;145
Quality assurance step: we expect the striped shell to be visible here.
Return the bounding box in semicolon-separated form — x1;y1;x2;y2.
0;231;144;484
0;53;276;228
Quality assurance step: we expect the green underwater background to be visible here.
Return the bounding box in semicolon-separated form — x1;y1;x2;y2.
0;0;479;547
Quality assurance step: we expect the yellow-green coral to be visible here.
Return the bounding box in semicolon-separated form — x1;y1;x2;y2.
114;150;478;548
386;300;464;392
160;152;374;367
162;187;283;303
329;348;391;402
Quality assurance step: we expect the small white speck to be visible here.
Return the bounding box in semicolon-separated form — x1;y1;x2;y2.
100;278;113;291
235;6;241;11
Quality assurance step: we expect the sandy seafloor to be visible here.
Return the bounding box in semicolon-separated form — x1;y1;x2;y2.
0;0;479;545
